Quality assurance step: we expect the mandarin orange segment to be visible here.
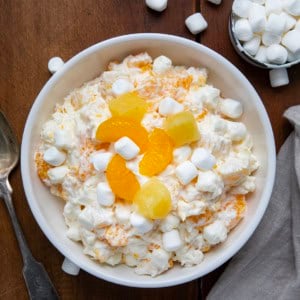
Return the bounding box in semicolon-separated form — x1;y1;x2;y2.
139;128;173;176
108;92;148;122
106;154;140;202
164;111;200;146
95;117;149;152
133;178;172;219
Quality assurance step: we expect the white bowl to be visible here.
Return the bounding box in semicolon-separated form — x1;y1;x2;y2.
21;33;276;288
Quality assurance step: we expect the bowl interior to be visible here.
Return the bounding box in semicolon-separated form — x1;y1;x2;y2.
21;34;275;288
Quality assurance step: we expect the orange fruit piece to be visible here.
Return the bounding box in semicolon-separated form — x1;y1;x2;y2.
139;128;173;176
109;92;148;122
106;154;140;202
133;178;172;219
164;111;200;146
95;116;149;152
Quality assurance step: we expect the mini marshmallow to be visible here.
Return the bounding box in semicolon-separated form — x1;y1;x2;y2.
219;98;243;119
158;97;184;116
54;129;74;150
175;161;198;185
227;121;247;141
255;46;268;63
283;0;300;17
159;214;180;232
47;166;69;184
280;12;296;32
153;55;172;74
266;44;288;64
265;0;282;16
90;152;113;172
145;0;168;12
162;229;183;252
203;220;227;245
48;56;64;74
66;226;81;241
282;30;300;54
196;171;223;193
234;19;253;42
206;0;221;5
248;3;266;33
114;136;140;160
111;79;134;96
232;0;252;18
269;68;290;87
130;212;153;233
265;13;286;36
262;31;281;46
115;205;131;224
96;182;115;207
191;148;216;170
43;146;66;166
243;35;261;56
173;146;192;164
211;117;228;134
78;207;95;231
185;13;208;35
295;20;300;31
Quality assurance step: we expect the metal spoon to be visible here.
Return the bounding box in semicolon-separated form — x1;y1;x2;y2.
0;111;59;300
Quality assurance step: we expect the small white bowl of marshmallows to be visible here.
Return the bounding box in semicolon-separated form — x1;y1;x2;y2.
230;0;300;87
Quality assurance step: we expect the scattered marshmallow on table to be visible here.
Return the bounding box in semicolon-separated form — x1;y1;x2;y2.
191;148;216;171
232;0;252;18
43;146;66;166
266;44;288;64
96;182;115;207
175;161;198;185
234;19;253;42
158;97;184;116
90;152;113;172
111;79;134;96
219;98;243;119
269;68;290;88
243;35;261;56
145;0;168;12
162;230;183;252
130;212;153;234
114;136;140;160
47;166;69;184
206;0;222;5
48;57;64;74
153;55;172;74
185;13;208;35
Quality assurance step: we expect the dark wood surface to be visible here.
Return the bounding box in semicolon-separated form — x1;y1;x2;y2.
0;1;299;299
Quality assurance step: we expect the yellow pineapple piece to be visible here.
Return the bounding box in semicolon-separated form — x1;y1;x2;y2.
109;92;148;122
164;111;200;146
133;178;172;219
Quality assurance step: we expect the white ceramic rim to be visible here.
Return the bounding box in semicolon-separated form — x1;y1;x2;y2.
21;33;276;288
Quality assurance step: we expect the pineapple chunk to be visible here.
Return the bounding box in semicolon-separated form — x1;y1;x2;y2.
164;111;200;146
133;178;172;219
109;92;148;122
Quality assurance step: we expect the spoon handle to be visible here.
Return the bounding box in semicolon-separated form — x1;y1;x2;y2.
0;180;59;300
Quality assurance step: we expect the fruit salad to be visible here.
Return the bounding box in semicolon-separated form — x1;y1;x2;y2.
35;53;259;277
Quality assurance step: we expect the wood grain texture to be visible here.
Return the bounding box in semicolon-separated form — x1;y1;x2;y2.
0;1;199;299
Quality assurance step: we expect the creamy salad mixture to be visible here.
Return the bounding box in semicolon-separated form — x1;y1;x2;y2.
35;53;259;277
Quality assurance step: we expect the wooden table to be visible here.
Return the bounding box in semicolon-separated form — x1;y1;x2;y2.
0;1;299;299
